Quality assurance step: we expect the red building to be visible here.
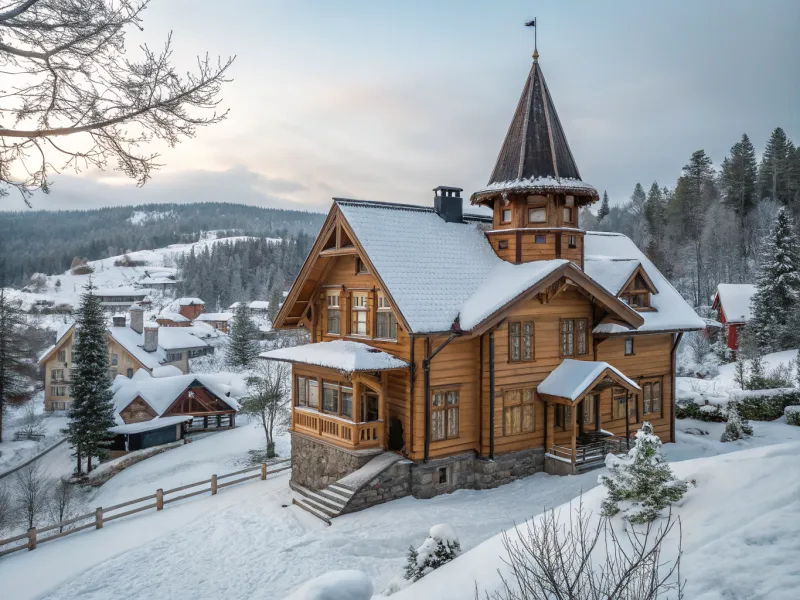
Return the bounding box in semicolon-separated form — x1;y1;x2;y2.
711;284;756;351
174;298;206;321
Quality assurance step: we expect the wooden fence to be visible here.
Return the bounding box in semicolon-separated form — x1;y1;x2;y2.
0;458;291;558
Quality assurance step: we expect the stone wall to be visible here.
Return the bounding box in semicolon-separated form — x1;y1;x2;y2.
473;447;545;489
341;460;412;514
544;455;575;476
290;432;381;490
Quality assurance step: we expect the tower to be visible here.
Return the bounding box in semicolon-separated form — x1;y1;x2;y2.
471;39;598;268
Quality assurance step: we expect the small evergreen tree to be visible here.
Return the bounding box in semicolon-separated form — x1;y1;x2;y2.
267;287;282;325
599;422;688;525
733;355;747;389
403;524;461;582
62;280;116;473
720;403;753;442
748;207;800;352
226;302;260;369
748;354;766;390
0;286;30;443
597;190;610;221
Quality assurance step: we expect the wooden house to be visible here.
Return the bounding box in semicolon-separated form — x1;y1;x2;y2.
711;284;756;351
156;311;192;327
193;312;235;334
173;297;206;321
263;48;705;514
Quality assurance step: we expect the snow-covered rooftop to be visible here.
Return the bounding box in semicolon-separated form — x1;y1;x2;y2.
714;283;757;324
157;328;209;351
537;359;640;402
108;326;166;369
471;176;598;201
195;312;234;322
173;297;205;306
109;415;192;435
584;232;705;335
260;340;408;373
157;312;190;323
95;287;149;297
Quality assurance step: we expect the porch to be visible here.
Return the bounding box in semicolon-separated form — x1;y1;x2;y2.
538;359;640;473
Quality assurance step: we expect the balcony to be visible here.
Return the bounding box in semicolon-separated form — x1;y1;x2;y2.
293;408;384;450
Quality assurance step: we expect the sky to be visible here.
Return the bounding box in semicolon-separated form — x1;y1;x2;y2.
4;0;800;213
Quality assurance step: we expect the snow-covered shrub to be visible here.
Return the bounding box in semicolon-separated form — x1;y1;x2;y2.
732;389;800;421
719;403;753;442
675;399;726;422
676;331;720;378
786;406;800;427
599;422;688;525
404;524;461;582
747;360;794;390
285;570;373;600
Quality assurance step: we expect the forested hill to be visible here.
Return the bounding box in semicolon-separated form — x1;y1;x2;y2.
0;202;325;286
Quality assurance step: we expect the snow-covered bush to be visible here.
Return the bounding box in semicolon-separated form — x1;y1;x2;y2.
599;422;688;525
720;403;753;442
404;524;461;582
747;359;794;390
732;389;800;421
676;331;720;378
786;406;800;427
675;399;726;422
285;570;373;600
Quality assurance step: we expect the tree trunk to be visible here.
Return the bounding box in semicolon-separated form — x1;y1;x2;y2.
87;454;92;473
76;447;82;475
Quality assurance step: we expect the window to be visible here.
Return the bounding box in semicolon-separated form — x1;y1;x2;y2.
326;292;341;335
503;388;536;435
51;385;67;397
497;239;509;250
126;368;134;378
322;382;339;414
296;376;308;407
361;391;379;422
437;466;449;484
308;379;319;409
376;294;397;340
528;207;547;223
341;385;353;419
501;208;512;223
51;368;64;381
561;319;589;357
351;292;368;336
563;207;574;223
584;394;597;425
568;235;577;249
166;351;183;362
356;257;369;274
53;401;67;411
535;234;546;244
554;404;572;430
624;337;635;356
431;389;459;441
508;321;534;362
111;353;118;366
612;388;627;420
642;381;662;416
57;349;67;362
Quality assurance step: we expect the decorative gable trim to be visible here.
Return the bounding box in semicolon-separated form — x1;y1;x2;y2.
619;264;658;296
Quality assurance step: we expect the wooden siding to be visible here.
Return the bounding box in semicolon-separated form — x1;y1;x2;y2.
120;397;157;424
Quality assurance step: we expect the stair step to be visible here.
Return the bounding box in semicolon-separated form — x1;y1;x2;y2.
315;488;350;507
299;496;339;519
327;483;356;498
292;498;331;525
294;485;347;512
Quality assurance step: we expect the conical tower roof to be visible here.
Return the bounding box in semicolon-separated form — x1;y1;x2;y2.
471;58;598;205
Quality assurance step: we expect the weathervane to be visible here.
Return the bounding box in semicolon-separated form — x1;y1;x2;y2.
525;18;538;61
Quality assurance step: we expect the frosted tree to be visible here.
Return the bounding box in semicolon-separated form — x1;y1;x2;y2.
63;280;116;473
795;351;800;388
597;190;610;221
241;360;290;458
267;287;283;325
599;422;688;525
0;286;30;442
226;302;261;369
720;403;753;442
758;127;794;204
720;133;758;273
404;524;461;582
748;207;800;352
627;182;650;249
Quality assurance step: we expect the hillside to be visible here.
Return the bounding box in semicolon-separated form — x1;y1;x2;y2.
0;203;325;287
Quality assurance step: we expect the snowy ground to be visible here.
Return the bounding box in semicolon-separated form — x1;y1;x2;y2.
0;393;68;476
3;412;800;600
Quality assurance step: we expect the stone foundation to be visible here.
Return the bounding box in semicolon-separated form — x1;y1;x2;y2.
290;432;382;490
341;460;413;514
544;454;576;476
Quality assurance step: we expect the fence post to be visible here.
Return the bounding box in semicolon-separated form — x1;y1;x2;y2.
156;488;164;511
27;527;37;551
95;507;103;529
211;474;217;495
261;463;267;480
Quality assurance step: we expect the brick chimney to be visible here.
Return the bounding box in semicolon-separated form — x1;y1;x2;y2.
129;303;144;334
143;322;159;353
433;186;464;223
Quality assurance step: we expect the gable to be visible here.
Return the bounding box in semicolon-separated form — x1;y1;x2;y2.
119;396;158;424
38;324;75;365
620;265;658;296
163;382;235;415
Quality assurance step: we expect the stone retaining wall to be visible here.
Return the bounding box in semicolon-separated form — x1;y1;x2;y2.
341;460;412;514
290;432;382;490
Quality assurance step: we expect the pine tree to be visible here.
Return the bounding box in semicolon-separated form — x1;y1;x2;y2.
758;127;793;204
599;422;688;525
597;190;610;221
0;286;30;442
720;403;753;442
720;134;758;273
748;208;800;352
63;280;116;473
267;287;282;325
226;302;260;369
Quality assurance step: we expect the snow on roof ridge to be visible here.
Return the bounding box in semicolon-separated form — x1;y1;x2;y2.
538;359;640;402
334;197;492;222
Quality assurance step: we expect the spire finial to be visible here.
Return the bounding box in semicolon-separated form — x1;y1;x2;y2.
525;18;538;61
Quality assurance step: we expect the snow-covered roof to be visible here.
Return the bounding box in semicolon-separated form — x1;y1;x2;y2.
537;359;640;402
194;312;234;322
260;340;408;373
714;284;757;324
108;326;165;369
248;301;270;310
471;176;598;203
112;371;241;423
157;312;190;323
38;321;75;363
152;365;183;378
585;232;705;335
583;259;640;296
157;327;209;351
94;287;149;297
183;322;220;339
109;415;192;435
337;200;500;333
174;297;205;306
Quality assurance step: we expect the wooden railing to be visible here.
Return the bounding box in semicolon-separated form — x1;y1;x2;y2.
550;436;630;465
0;459;291;559
293;409;383;450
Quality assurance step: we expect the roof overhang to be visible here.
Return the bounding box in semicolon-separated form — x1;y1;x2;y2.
537;359;641;406
260;340;409;375
471;179;600;207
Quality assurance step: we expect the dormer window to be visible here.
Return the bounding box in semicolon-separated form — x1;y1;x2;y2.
620;267;658;311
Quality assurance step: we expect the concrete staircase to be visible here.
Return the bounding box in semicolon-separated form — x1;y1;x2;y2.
290;481;356;525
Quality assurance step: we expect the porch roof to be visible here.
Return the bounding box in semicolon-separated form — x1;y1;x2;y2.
259;340;408;374
537;359;640;403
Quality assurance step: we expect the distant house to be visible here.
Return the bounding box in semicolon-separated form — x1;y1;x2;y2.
194;312;234;333
711;284;757;351
173;297;206;320
38;305;211;412
229;300;270;314
156;312;191;327
136;270;179;290
95;287;150;309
